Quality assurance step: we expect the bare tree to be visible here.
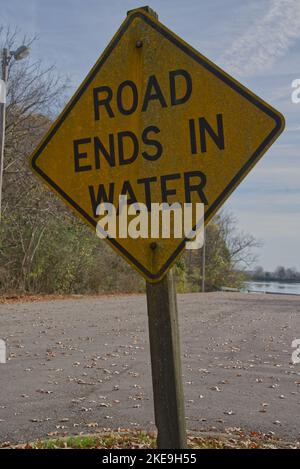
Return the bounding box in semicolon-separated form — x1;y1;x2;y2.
183;211;261;291
0;27;68;292
0;27;143;295
215;211;261;269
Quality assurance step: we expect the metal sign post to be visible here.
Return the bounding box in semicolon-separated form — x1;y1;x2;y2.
0;53;8;221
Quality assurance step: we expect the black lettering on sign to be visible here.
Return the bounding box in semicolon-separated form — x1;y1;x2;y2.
189;114;225;154
142;75;167;112
188;119;197;154
142;126;163;161
89;183;114;217
137;176;157;210
169;69;192;106
93;86;114;121
161;173;181;203
120;180;138;206
94;134;115;169
117;80;138;115
199;114;225;153
74;138;92;172
118;131;139;165
184;171;208;204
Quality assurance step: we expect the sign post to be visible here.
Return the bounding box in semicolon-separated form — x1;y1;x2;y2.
138;7;187;449
146;268;187;448
202;228;206;292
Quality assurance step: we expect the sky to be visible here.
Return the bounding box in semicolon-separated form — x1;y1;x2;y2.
1;0;300;271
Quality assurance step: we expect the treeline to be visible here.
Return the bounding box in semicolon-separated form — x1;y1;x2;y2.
0;29;259;295
250;266;300;282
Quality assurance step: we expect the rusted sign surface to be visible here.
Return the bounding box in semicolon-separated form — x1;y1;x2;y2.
29;9;285;282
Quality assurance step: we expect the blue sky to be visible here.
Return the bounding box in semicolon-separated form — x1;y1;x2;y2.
1;0;300;270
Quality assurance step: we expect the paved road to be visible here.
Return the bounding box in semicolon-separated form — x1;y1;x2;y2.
0;292;300;443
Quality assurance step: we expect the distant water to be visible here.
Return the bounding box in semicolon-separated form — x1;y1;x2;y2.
244;281;300;296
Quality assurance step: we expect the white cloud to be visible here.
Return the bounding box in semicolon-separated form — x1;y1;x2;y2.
286;124;300;132
222;0;300;77
232;210;300;239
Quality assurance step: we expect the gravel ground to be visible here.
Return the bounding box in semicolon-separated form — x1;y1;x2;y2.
0;291;299;444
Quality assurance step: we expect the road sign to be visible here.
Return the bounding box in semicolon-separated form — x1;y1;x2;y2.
29;8;285;283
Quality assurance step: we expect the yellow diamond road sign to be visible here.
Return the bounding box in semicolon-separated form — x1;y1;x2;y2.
29;9;285;283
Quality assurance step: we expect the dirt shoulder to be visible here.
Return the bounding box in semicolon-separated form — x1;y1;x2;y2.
0;292;143;305
2;429;300;450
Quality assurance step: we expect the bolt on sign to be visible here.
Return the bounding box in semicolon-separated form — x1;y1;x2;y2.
29;8;285;283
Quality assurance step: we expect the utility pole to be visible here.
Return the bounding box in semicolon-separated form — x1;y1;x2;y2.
0;49;9;221
0;45;30;221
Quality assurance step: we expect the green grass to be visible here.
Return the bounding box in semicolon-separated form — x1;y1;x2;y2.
22;431;156;450
3;430;299;450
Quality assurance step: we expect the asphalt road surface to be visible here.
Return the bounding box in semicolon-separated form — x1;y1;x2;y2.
0;292;300;443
